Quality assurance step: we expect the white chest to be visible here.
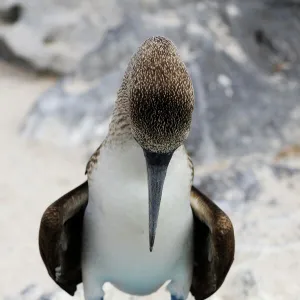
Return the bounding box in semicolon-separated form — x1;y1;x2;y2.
82;142;194;295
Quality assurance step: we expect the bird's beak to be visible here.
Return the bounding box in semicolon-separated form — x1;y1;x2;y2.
143;149;174;252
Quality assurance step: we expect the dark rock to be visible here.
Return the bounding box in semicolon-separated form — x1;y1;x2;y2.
0;4;22;24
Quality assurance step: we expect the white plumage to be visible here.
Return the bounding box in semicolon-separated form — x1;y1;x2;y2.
82;139;194;299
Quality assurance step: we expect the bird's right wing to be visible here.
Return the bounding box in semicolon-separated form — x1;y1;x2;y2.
190;186;235;300
38;181;88;296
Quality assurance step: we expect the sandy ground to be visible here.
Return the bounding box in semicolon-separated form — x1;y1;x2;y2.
0;61;87;297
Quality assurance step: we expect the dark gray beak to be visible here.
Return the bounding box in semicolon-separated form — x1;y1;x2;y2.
143;149;174;252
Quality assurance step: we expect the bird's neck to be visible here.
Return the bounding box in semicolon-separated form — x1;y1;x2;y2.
104;74;133;145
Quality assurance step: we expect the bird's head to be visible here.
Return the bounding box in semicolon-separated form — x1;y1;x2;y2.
128;36;194;251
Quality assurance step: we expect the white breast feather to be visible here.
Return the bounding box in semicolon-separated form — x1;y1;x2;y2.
82;141;194;297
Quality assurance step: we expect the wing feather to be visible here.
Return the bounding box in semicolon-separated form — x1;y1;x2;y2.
190;186;235;300
38;181;88;296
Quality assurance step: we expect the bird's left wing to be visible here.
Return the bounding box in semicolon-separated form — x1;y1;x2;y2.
38;181;88;296
190;186;235;300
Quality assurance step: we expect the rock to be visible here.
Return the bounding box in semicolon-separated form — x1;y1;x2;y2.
20;70;123;146
20;1;300;164
194;158;263;209
0;0;124;73
0;0;196;73
223;0;300;80
195;157;300;209
220;160;300;300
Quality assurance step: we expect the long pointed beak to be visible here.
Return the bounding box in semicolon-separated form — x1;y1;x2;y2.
143;150;174;252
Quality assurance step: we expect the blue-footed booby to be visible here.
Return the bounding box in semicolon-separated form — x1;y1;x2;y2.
39;36;235;300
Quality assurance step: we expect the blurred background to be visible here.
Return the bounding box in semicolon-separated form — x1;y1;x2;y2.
1;0;300;299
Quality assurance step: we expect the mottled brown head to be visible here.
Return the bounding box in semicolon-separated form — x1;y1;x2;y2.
129;36;194;153
124;37;195;252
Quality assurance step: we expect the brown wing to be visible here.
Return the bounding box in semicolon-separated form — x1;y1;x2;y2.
190;186;235;300
38;181;88;296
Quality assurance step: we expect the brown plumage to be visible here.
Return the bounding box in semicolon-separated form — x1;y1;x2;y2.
39;181;88;295
190;186;235;299
128;36;194;153
85;144;102;176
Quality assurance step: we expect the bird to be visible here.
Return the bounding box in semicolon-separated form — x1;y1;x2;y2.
39;36;235;300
